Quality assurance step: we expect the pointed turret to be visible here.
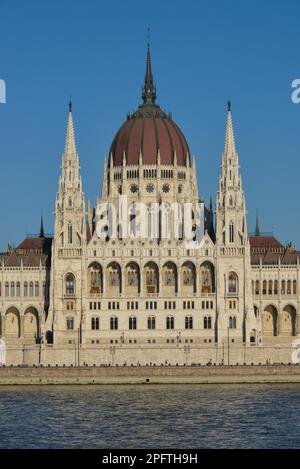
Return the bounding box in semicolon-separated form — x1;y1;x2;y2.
255;211;260;236
224;99;237;159
39;213;45;238
142;42;156;105
65;100;76;155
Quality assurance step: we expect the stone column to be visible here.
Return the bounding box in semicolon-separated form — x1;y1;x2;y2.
277;312;284;337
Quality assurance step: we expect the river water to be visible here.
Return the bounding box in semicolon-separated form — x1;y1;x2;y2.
0;384;299;448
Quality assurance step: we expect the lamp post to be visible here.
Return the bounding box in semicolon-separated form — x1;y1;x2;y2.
227;326;230;366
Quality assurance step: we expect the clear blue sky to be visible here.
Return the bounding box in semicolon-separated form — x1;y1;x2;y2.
0;0;300;250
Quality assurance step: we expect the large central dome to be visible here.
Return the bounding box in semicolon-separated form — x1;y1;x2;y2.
109;46;190;167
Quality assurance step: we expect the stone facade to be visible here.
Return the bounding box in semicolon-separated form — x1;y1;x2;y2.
0;47;299;366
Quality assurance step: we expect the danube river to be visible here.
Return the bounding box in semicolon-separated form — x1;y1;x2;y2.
0;384;300;448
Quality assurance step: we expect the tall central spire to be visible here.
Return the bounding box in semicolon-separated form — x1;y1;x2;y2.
224;100;237;157
65;100;76;155
142;42;156;105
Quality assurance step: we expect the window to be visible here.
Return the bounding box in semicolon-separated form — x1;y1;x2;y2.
204;316;212;329
66;274;75;296
228;272;238;294
35;281;39;297
16;282;20;297
185;316;193;329
281;280;286;295
129;317;137;330
66;316;74;330
166;316;174;329
148;316;156;330
255;280;260;295
29;282;34;297
68;222;73;244
5;282;9;297
110;317;118;330
10;282;15;297
262;280;267;295
293;280;297;295
91;317;100;330
24;282;28;297
229;316;237;329
229;221;234;243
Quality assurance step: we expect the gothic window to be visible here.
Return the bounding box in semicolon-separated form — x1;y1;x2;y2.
35;282;39;297
228;272;238;294
293;280;297;295
108;265;120;287
281;280;286;295
255;280;260;295
89;263;102;293
229;316;237;329
204;316;212;329
68;197;72;207
91;317;100;330
147;316;156;330
68;222;73;244
66;316;74;330
262;280;267;295
268;280;273;295
10;282;15;297
29;282;34;297
287;280;291;295
24;282;28;297
110;317;118;330
5;282;9;297
185;316;193;329
129;317;137;330
229;221;234;243
200;262;215;293
65;273;75;296
166;316;174;329
274;280;278;295
16;282;20;297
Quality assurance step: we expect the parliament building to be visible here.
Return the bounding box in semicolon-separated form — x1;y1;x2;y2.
0;47;299;366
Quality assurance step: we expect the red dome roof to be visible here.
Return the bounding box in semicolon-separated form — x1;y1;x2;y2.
109;46;190;167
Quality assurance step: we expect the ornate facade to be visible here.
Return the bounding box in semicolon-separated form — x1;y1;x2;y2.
0;47;299;366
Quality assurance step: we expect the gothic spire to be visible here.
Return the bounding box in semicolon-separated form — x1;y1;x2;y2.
39;213;44;238
255;211;260;236
224;100;237;157
142;42;156;105
65;100;76;155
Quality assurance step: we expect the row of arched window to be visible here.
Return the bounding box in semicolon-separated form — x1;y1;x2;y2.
0;281;45;298
252;279;297;296
65;268;239;296
65;315;237;331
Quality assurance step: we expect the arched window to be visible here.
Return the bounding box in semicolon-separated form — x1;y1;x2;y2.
204;316;212;329
262;280;267;295
16;282;20;297
228;272;238;294
5;282;9;296
200;262;215;293
281;280;286;295
185;316;193;329
68;222;73;244
166;316;174;329
229;195;233;206
274;280;278;295
229;316;237;329
65;274;75;296
68;197;72;207
287;280;291;295
129;317;137;330
268;280;273;295
24;282;28;297
91;317;100;330
255;280;260;295
110;317;118;330
293;280;297;295
35;282;39;297
229;221;234;243
11;282;15;297
29;282;34;297
66;316;74;330
147;316;156;330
